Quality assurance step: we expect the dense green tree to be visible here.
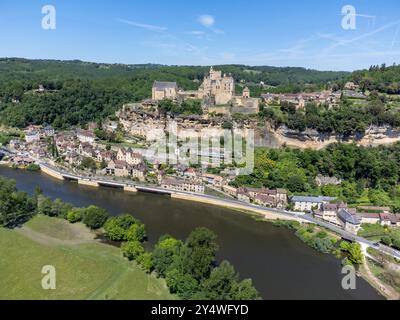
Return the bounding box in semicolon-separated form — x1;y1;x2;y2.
201;261;238;300
165;268;198;300
121;241;145;261
124;223;146;242
103;215;144;241
66;208;83;223
0;177;36;228
36;195;54;216
231;279;261;300
177;227;219;282
222;121;233;130
103;218;126;241
137;252;153;273
82;205;108;229
153;235;183;277
51;198;73;218
80;157;97;171
381;236;392;246
340;241;364;265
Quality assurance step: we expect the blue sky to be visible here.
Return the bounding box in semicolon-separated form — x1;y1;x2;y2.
0;0;399;70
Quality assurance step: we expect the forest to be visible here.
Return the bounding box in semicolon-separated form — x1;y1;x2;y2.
260;93;400;136
348;64;400;94
0;58;347;128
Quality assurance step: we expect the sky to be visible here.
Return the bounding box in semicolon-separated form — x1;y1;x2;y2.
0;0;399;71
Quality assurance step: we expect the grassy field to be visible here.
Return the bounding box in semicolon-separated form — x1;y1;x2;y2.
0;216;174;300
25;215;94;241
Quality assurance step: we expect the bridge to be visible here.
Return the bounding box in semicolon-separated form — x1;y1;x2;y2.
38;162;138;192
136;185;172;195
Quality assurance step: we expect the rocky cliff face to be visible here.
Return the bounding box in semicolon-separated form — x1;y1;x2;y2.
255;124;400;150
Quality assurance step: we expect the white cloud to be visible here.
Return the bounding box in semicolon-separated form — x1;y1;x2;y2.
118;19;167;32
188;31;206;36
198;15;215;28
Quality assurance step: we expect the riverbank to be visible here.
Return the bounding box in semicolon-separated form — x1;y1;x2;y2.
0;215;173;300
171;193;306;223
0;165;383;299
359;260;399;300
32;161;307;223
359;248;400;300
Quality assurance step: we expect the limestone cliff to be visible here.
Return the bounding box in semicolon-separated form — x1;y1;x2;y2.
255;124;400;150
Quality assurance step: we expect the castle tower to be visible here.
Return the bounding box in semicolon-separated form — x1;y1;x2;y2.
243;87;250;98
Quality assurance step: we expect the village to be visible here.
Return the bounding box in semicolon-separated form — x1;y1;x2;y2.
2;68;400;236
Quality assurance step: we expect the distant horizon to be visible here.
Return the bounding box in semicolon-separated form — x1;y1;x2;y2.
1;1;399;72
5;55;395;73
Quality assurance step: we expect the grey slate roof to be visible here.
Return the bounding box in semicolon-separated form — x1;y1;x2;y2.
290;196;336;203
338;208;361;225
153;81;177;90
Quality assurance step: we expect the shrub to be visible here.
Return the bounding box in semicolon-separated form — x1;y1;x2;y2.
137;252;153;273
103;215;146;242
104;218;126;241
381;236;392;246
124;223;146;242
66;208;83;223
165;268;198;299
26;164;41;171
392;239;400;250
82;205;108;229
309;237;334;254
121;241;145;261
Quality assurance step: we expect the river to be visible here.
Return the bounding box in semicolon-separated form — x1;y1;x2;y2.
0;167;382;300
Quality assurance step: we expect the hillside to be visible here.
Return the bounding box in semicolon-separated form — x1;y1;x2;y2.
347;64;400;94
0;58;348;128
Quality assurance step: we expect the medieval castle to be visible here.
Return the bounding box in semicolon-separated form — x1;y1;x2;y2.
151;67;259;114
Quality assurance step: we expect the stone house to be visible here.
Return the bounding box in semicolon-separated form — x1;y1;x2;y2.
237;188;251;203
380;213;400;227
107;160;130;177
97;150;114;163
131;163;146;182
356;212;381;225
223;185;238;197
161;177;204;194
77;129;95;144
202;173;224;188
314;202;345;225
337;208;361;235
253;194;275;207
65;152;81;166
25;131;40;143
152;81;178;101
290;196;336;212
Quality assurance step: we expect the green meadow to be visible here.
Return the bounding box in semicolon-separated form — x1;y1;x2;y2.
0;215;173;300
